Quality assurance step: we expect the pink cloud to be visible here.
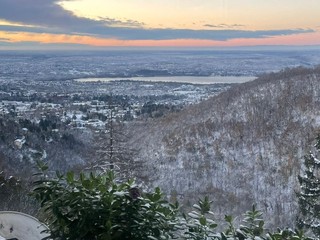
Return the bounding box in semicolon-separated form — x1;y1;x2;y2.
1;30;319;48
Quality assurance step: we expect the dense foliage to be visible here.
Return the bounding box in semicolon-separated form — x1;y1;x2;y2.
32;163;314;240
297;135;320;238
32;163;179;240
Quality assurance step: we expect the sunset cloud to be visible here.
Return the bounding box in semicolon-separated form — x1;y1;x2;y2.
203;24;246;29
1;30;320;49
0;23;313;41
0;0;319;49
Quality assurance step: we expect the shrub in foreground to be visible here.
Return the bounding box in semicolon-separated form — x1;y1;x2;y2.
32;163;179;240
32;165;314;240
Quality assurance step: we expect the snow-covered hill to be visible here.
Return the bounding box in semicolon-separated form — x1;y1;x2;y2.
129;66;320;228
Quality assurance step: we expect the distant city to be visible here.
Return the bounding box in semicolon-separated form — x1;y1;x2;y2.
1;49;320;82
0;49;319;125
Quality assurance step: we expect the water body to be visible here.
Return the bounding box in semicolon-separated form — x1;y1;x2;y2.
75;76;256;85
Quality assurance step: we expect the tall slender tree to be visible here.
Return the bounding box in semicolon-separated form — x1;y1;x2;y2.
89;94;136;179
297;134;320;237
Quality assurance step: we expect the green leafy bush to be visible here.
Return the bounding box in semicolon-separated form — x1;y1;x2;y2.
182;196;219;240
32;163;179;240
32;163;314;240
297;134;320;238
181;198;312;240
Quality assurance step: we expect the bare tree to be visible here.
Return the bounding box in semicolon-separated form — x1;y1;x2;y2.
88;95;136;179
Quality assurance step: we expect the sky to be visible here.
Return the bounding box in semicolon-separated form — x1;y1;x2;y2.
0;0;320;49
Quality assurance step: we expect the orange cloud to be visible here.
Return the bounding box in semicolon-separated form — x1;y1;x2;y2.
1;30;319;48
0;31;125;46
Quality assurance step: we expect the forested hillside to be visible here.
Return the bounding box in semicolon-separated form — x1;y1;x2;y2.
129;66;320;228
1;66;320;229
0;117;93;177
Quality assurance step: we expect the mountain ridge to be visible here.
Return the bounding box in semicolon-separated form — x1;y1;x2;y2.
129;66;320;228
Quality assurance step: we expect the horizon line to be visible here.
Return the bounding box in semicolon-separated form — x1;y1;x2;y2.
1;44;320;52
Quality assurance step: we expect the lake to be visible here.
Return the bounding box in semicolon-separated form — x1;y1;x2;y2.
75;75;256;85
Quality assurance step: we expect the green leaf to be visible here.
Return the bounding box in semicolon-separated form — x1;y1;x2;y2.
225;215;233;223
259;220;265;228
66;171;74;183
199;216;207;226
209;223;218;229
